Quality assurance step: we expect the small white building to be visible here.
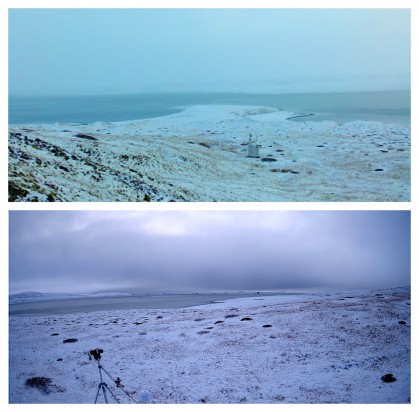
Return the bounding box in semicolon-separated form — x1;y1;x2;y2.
247;133;261;157
247;144;261;158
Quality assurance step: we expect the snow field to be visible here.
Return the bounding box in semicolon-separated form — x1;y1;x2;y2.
9;288;410;403
8;105;410;201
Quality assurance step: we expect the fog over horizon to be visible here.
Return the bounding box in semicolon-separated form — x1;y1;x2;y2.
8;8;410;96
9;211;410;295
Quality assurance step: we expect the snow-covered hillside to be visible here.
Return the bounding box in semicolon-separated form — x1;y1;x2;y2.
9;287;410;403
8;105;410;201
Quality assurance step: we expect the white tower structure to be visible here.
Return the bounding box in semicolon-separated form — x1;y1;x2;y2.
247;133;261;158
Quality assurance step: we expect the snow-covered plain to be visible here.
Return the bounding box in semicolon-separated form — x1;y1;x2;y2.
9;287;410;404
8;105;410;201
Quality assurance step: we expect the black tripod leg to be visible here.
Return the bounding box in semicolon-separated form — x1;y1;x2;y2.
102;383;109;404
94;383;102;404
104;383;120;404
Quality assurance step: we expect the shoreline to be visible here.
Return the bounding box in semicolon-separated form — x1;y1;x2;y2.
285;112;315;121
9;90;411;126
9;291;302;317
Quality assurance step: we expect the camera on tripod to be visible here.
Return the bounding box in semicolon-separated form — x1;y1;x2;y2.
89;348;104;361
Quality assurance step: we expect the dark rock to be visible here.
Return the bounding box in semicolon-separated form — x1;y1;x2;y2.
74;133;97;141
381;374;397;383
56;358;63;362
241;317;253;321
47;193;56;202
51;333;59;336
45;182;58;191
271;168;299;174
263;324;272;328
261;158;277;162
63;338;78;343
398;320;406;325
374;168;384;171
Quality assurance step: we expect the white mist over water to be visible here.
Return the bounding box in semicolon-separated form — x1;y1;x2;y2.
9;9;410;96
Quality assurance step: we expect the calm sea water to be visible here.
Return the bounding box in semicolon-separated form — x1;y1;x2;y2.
9;292;298;316
8;91;410;125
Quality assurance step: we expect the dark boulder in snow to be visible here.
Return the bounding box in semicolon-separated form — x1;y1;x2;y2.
74;133;97;141
63;338;78;343
381;374;397;383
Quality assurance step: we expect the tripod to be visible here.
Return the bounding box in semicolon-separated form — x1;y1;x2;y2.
94;361;120;404
88;348;141;404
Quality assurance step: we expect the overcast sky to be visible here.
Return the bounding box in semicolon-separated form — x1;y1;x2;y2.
9;211;410;294
8;8;410;96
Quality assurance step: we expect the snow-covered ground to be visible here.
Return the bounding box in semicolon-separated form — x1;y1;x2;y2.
8;105;410;201
9;287;410;404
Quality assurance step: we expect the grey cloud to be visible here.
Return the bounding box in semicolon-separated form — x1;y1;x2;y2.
9;211;410;294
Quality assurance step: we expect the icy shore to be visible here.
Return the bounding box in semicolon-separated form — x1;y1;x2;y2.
9;287;410;403
8;105;410;201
